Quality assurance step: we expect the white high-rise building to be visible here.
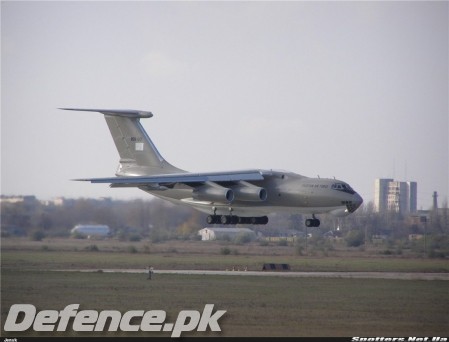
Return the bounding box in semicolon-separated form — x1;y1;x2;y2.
374;179;417;214
374;179;393;212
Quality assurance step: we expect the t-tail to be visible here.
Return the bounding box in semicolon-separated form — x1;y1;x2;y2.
60;108;185;176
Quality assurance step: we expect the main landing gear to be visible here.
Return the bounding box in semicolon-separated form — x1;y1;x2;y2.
206;215;269;225
305;215;320;227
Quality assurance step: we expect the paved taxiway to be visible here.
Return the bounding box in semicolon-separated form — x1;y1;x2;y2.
59;269;449;281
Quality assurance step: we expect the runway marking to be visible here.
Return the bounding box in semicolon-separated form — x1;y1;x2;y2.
54;269;449;281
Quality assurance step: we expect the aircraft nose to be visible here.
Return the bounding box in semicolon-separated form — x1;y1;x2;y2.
347;193;363;213
354;193;363;210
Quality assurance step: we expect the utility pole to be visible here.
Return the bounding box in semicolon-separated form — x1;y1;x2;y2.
305;225;308;256
424;218;427;255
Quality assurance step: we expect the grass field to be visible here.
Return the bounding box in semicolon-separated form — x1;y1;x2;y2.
1;238;448;337
2;237;449;273
1;270;448;337
2;250;449;274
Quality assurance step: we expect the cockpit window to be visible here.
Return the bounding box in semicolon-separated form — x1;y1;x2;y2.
332;183;355;195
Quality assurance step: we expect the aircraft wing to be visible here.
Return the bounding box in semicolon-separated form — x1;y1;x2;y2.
74;170;265;188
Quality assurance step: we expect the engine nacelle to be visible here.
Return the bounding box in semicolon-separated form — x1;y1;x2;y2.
192;184;234;203
232;185;267;202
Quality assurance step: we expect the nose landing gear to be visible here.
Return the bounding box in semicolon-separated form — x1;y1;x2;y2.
305;215;320;227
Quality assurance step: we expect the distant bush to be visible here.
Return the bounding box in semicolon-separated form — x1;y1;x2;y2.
85;244;99;252
428;250;447;259
295;245;304;256
127;245;138;254
150;229;173;243
143;244;151;254
277;239;288;247
427;235;449;258
345;230;364;247
429;234;449;250
234;233;253;245
129;234;141;242
220;247;231;255
117;231;127;241
30;230;45;241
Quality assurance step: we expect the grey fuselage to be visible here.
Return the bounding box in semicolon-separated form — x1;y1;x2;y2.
144;170;362;218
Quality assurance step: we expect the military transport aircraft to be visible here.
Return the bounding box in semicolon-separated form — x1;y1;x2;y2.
61;108;363;227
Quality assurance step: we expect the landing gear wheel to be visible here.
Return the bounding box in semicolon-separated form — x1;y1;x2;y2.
207;215;219;224
208;215;269;225
305;218;320;227
220;215;229;224
237;217;246;224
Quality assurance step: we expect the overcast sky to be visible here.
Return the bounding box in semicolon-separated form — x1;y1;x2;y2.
2;1;448;209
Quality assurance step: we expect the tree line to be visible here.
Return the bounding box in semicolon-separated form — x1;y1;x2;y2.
1;195;448;256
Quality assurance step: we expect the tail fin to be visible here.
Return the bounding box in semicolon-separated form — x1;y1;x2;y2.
61;108;185;176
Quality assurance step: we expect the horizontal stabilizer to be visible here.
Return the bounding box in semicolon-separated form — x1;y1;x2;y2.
60;108;153;118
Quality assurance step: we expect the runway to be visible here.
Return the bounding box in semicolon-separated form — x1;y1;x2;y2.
58;269;449;281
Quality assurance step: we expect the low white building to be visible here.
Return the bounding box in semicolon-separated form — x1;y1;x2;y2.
71;224;111;238
198;227;256;241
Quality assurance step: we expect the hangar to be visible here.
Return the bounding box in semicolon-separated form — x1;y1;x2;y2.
71;224;111;238
198;227;256;241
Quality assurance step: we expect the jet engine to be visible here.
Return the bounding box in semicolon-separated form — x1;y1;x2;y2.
232;183;267;202
192;183;234;203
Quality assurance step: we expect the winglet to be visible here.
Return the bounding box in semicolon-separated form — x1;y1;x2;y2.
59;108;153;118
